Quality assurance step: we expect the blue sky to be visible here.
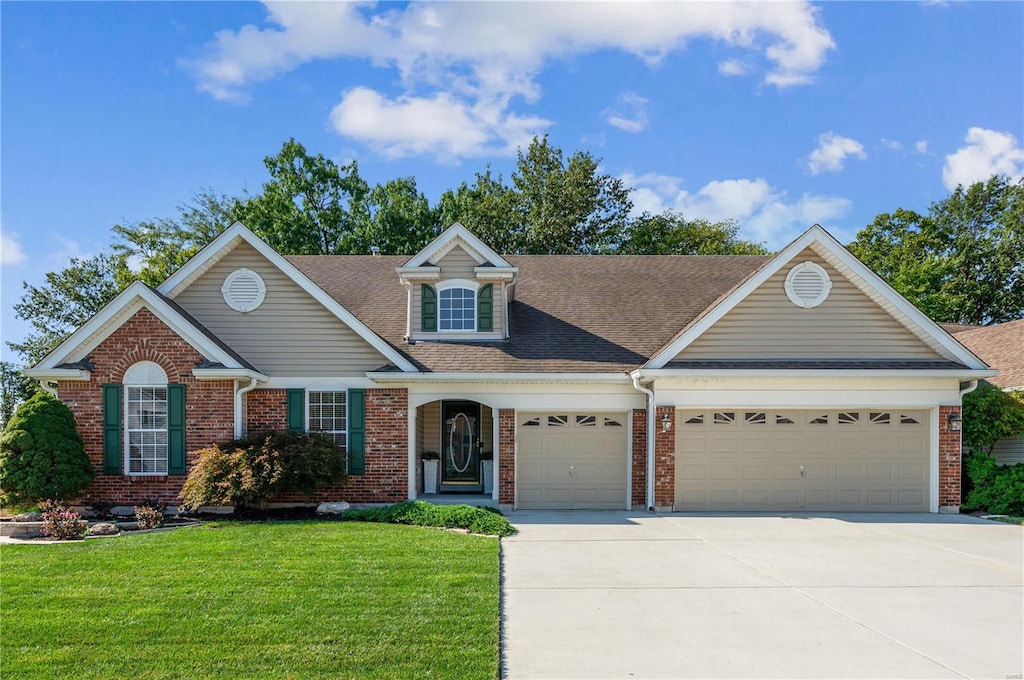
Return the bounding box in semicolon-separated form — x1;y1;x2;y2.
2;1;1022;362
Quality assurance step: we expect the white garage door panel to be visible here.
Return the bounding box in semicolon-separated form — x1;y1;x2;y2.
517;412;628;510
676;409;929;512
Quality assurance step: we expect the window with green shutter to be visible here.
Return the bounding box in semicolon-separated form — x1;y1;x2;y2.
286;389;305;432
102;384;123;474
167;384;186;475
422;285;437;332
477;283;493;332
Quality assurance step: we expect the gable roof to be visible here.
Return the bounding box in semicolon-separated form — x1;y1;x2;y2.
644;225;989;371
292;253;770;373
29;281;256;375
402;222;513;268
953;319;1024;389
157;222;417;373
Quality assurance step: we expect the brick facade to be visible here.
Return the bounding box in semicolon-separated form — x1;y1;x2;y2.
938;405;962;510
631;409;647;509
58;308;235;505
498;409;515;505
654;406;675;509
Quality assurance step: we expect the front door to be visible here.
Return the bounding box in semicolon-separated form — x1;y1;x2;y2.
440;401;481;493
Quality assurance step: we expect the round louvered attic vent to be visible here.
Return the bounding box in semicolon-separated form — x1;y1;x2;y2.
222;268;266;312
784;261;832;308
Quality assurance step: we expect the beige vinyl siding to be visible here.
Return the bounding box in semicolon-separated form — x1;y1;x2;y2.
679;248;942;360
992;437;1024;466
434;245;480;279
175;242;389;375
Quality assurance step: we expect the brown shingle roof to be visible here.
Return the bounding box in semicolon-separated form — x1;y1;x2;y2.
940;322;981;335
287;254;771;373
953;319;1024;389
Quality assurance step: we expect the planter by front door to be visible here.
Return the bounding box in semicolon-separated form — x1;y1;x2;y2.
441;401;482;493
423;459;439;495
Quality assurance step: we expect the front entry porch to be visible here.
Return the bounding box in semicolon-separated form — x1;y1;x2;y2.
413;399;498;503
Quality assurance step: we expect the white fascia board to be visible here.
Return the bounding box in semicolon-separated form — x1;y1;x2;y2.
474;267;517;281
158;222;249;297
34;282;240;371
192;368;269;382
366;372;632;384
263;376;383;389
158;222;418;373
395;266;441;281
404;223;512;268
635;368;997;380
23;368;91;381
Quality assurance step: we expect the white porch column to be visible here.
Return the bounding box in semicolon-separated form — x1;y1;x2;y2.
492;407;500;501
408;406;417;500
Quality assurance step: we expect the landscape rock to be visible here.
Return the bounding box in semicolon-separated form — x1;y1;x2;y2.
316;502;350;515
12;512;42;522
87;522;120;536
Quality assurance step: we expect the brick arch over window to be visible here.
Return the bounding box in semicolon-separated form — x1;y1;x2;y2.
110;348;179;384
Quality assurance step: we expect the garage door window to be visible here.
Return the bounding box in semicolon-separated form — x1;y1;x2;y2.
870;412;891;425
838;412;860;425
604;417;623;427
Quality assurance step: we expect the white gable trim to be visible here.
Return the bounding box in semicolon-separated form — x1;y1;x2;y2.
403;223;512;268
645;225;989;370
33;282;242;371
157;222;418;373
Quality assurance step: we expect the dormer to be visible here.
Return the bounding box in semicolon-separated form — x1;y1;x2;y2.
397;223;518;342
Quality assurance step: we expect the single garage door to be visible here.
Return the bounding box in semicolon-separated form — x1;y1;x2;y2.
676;409;929;512
518;412;629;509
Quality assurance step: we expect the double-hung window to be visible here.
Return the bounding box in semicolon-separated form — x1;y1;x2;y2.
439;287;476;331
308;390;347;450
126;385;169;474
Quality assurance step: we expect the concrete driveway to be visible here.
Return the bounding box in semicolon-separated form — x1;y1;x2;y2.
501;512;1023;679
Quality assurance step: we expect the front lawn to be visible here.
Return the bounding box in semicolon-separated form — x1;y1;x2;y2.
0;522;500;679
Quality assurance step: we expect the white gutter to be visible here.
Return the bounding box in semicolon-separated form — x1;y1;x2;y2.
234;376;262;437
630;373;656;511
36;381;58;396
634;368;997;380
959;380;979;397
191;367;269;382
404;282;413;340
366;372;631;384
23;368;91;382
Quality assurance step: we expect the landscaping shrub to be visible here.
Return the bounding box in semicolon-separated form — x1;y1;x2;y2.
179;430;346;511
134;501;165;529
0;392;93;505
963;451;1024;515
39;500;87;540
342;501;516;536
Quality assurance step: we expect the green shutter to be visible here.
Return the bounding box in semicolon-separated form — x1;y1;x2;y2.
102;384;123;475
421;285;437;332
348;389;365;476
167;384;186;475
286;389;305;432
478;283;493;332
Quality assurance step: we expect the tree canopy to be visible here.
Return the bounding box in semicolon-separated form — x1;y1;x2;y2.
849;175;1023;325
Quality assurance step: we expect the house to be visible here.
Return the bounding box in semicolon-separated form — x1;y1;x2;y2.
949;320;1024;465
25;222;995;513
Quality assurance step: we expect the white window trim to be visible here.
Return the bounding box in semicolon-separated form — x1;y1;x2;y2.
124;383;169;477
306;388;349;453
435;279;479;333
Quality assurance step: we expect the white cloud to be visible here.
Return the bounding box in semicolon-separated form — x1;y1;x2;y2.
942;127;1024;190
808;132;867;174
914;140;929;154
0;229;26;266
880;138;902;151
329;87;549;160
186;2;834;158
718;59;750;76
603;92;649;133
621;172;851;246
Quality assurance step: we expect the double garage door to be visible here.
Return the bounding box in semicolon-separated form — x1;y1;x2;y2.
517;412;629;510
676;409;930;512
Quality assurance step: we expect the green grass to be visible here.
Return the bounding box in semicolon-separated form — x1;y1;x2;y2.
0;522;500;679
985;515;1024;525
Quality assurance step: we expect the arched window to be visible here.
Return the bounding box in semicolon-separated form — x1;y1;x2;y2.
436;280;478;331
123;361;169;475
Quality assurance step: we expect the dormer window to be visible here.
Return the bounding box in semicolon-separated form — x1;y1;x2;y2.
440;287;476;331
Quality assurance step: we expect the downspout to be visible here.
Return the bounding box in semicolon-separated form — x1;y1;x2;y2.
234;377;260;438
37;380;57;396
631;374;656;511
959;379;978;397
404;282;413;340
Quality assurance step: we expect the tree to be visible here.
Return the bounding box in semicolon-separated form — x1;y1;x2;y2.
512;135;633;254
436;168;522;253
233;138;370;255
848;175;1024;324
962;382;1024;457
0;362;39;431
619;212;771;255
352;177;440;255
0;391;94;505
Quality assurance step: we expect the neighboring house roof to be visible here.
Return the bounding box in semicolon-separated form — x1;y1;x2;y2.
290;253;770;373
939;322;981;335
953;319;1024;389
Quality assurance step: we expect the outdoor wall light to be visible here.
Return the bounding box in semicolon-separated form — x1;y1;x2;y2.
947;412;962;432
661;413;672;433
